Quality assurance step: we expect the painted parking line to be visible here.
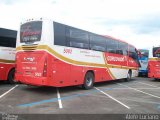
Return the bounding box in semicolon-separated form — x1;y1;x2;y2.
106;87;160;90
94;87;130;109
135;81;158;87
17;88;113;107
56;88;63;109
117;83;160;99
17;86;160;108
0;85;18;99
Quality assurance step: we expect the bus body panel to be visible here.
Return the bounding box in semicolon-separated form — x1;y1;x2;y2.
148;47;160;79
0;63;15;80
15;45;138;87
15;48;116;87
148;58;160;79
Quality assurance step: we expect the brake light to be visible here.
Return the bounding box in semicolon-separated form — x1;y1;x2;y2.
43;58;47;77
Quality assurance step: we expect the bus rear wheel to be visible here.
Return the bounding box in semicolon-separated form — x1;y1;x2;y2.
8;69;16;84
82;72;94;90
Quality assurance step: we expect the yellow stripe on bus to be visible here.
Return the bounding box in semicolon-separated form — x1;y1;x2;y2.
103;53;116;79
38;45;106;68
0;59;15;63
149;58;160;61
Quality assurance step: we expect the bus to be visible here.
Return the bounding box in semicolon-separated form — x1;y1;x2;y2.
138;49;149;77
0;28;17;83
148;46;160;80
15;18;139;89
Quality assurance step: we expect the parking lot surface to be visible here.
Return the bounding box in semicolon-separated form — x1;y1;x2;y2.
0;77;160;114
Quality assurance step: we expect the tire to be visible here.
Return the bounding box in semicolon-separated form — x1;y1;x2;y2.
125;70;132;82
138;72;141;77
8;69;16;84
154;78;160;81
82;72;94;90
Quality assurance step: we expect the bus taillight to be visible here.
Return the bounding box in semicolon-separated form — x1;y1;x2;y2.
43;58;47;77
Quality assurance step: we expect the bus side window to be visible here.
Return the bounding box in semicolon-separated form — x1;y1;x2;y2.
116;49;123;55
54;22;66;46
0;36;16;48
129;46;139;61
65;27;89;49
106;38;118;54
90;34;106;52
118;42;128;55
108;49;116;54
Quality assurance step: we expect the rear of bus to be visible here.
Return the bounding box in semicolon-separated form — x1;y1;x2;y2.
148;47;160;79
15;19;51;86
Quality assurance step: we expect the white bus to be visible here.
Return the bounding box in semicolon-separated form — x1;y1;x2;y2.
0;28;17;83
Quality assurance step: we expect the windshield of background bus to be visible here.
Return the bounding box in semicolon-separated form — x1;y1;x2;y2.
153;47;160;57
139;50;149;58
20;21;42;43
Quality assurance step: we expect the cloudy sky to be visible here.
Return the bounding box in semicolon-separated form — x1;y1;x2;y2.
0;0;160;49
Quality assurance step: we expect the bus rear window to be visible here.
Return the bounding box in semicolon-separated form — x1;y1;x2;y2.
20;21;42;43
153;47;160;57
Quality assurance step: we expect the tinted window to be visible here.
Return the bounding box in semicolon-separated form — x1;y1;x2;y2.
139;49;149;57
106;38;118;54
20;21;42;43
0;36;16;48
54;22;66;46
118;42;128;55
153;47;160;57
129;46;138;60
66;27;89;49
90;34;106;51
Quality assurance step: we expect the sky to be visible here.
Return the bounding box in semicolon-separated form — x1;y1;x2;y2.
0;0;160;49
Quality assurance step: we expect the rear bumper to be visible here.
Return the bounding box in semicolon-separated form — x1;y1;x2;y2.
15;74;47;86
148;73;160;79
139;70;148;73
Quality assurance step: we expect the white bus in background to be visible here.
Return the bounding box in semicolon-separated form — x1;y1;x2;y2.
0;28;17;83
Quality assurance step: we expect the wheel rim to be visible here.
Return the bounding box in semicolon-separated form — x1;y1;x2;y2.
86;77;92;86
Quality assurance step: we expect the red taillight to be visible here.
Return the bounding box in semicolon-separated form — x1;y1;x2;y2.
43;58;47;77
148;64;151;73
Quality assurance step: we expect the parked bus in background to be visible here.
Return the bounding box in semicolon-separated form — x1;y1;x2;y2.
138;49;149;77
15;18;139;89
0;28;17;83
148;46;160;80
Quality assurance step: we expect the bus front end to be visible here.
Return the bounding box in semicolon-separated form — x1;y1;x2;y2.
15;19;50;86
138;49;149;77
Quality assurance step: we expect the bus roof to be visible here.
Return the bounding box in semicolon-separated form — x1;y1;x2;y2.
20;18;137;49
0;28;17;38
104;35;138;48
